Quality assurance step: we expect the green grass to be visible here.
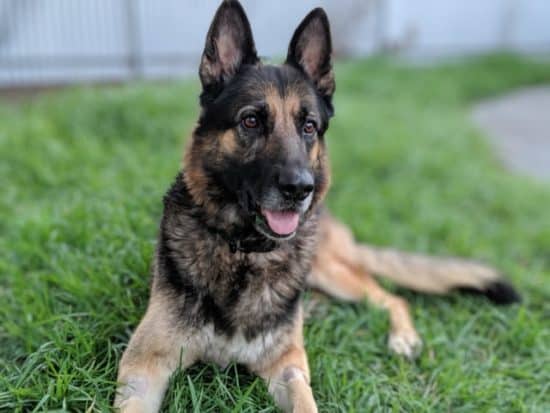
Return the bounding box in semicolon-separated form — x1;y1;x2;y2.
1;53;550;412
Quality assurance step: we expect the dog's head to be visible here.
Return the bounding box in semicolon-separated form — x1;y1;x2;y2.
185;0;334;241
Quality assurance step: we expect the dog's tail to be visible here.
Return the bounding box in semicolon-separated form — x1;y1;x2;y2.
356;244;521;305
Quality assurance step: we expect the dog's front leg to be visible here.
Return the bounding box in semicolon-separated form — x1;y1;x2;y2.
254;317;317;413
114;298;198;413
260;345;317;413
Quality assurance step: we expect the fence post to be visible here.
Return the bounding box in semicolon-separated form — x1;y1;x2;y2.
374;0;388;53
125;0;143;79
501;0;519;49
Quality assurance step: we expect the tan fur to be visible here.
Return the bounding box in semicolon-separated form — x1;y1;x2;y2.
308;140;319;164
182;144;209;208
115;294;199;412
355;244;502;294
312;147;330;203
219;129;237;154
265;86;301;140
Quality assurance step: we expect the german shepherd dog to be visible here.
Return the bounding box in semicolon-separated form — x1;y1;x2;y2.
115;1;520;411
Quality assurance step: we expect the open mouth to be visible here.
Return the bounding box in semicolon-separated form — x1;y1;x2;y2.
256;209;300;240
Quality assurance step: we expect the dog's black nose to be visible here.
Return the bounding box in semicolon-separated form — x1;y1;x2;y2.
278;168;314;201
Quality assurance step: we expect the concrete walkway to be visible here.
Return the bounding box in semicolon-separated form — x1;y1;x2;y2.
471;86;550;181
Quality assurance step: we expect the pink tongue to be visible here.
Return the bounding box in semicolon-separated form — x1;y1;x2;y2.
263;210;300;235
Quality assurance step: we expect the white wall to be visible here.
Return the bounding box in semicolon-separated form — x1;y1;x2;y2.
0;0;549;87
386;0;550;56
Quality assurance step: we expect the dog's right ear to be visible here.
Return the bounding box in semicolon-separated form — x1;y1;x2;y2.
199;0;258;96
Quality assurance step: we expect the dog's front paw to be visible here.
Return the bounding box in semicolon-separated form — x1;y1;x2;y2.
388;329;423;359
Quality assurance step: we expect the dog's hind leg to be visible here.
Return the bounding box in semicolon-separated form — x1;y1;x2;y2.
309;255;422;359
114;296;198;413
310;215;422;358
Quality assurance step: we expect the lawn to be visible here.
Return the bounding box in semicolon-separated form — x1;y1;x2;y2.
1;54;550;412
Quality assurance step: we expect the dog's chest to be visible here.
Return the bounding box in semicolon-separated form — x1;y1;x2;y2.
193;260;302;368
184;247;304;337
198;324;288;368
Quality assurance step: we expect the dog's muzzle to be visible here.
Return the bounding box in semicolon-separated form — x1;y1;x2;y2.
253;166;315;240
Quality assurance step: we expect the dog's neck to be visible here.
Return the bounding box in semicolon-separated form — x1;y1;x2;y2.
202;222;278;254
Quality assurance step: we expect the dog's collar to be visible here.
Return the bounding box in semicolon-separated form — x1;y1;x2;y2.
204;223;278;254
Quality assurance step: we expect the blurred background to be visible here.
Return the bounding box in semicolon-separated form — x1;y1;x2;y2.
1;0;549;88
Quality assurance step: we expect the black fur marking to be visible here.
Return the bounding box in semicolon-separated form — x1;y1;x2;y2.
157;230;185;294
226;263;251;305
457;280;521;305
163;172;194;210
200;292;237;336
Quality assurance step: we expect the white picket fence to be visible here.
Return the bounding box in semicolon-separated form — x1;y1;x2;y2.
0;0;549;87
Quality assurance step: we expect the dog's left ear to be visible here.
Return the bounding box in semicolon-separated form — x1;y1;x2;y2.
199;0;259;95
286;8;335;112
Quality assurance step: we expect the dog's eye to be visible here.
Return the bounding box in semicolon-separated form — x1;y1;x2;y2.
303;120;316;135
241;115;258;129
